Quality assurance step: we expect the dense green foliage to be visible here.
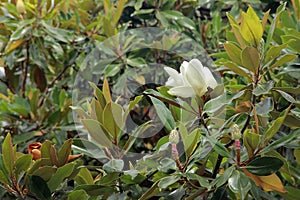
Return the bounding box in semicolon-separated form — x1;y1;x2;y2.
0;0;300;199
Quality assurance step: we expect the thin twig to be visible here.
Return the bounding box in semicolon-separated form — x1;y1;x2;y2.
48;65;70;88
0;78;8;86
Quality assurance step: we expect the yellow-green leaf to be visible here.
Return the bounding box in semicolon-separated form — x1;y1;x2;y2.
241;46;260;73
5;39;26;53
226;13;247;48
2;133;15;175
102;77;112;103
243;130;260;158
223;42;243;66
103;102;122;140
240;6;263;46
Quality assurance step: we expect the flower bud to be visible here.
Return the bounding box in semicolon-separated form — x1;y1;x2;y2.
16;0;26;14
232;124;242;140
169;129;179;145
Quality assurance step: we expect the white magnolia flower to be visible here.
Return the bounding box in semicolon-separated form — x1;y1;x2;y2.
164;59;217;98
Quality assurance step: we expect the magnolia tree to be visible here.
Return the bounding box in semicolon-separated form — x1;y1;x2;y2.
0;1;299;200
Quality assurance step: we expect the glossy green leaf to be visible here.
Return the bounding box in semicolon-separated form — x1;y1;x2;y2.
265;42;291;64
275;90;296;103
138;181;160;200
178;122;200;158
204;91;244;115
255;97;273;117
32;166;57;181
74;168;94;185
281;35;300;53
263;106;291;143
72;138;108;160
253;81;274;96
102;77;112;103
267;54;297;72
150;96;175;132
265;3;286;50
228;170;252;200
206;136;232;158
226;13;247;48
261;129;299;153
214;166;235;188
245;157;284;176
160;10;184;20
47;162;76;192
186;173;211;189
279;186;300;200
122;121;153;154
158;175;180;189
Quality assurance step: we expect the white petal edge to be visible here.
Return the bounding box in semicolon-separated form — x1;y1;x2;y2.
168;86;196;98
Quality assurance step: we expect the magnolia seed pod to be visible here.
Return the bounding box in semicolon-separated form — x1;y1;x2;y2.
16;0;26;14
169;129;180;145
232;124;242;140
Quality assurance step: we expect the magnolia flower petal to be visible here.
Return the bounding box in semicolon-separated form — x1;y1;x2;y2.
164;67;183;86
203;67;218;89
168;86;196;98
180;61;191;86
185;59;208;96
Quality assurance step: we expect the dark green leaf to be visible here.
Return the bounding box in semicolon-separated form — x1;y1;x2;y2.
261;129;299;153
47;162;76;192
29;175;51;200
263;106;291;143
245;157;283;176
